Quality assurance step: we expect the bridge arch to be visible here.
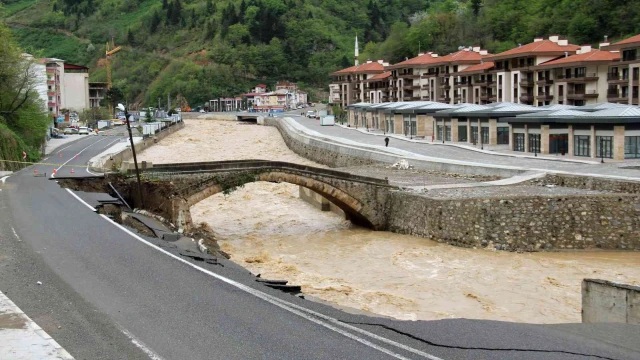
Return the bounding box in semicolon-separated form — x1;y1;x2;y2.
184;171;375;228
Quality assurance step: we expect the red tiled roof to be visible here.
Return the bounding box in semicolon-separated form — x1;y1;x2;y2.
331;61;385;75
488;40;580;60
365;72;391;81
536;50;620;67
611;34;640;46
387;53;442;69
389;50;490;69
64;63;88;70
456;62;495;74
436;50;489;64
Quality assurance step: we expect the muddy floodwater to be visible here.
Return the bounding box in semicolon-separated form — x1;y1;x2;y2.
142;119;640;324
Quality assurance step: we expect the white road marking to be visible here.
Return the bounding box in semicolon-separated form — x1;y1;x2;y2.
98;214;443;360
65;189;96;212
0;175;9;184
52;138;109;178
11;227;21;242
118;326;165;360
0;291;74;359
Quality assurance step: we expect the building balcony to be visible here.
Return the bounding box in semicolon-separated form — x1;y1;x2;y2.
454;81;470;88
488;95;497;102
567;89;598;99
47;80;56;85
520;79;534;87
607;73;629;84
421;84;430;90
454;94;462;101
537;92;554;100
48;102;57;107
421;73;437;79
474;79;488;86
479;93;489;100
536;78;554;85
410;96;422;101
422;95;430;100
560;73;599;83
519;94;534;102
401;74;420;79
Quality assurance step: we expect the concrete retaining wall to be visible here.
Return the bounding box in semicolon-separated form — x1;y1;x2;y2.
100;121;185;172
264;117;523;177
386;192;640;251
582;279;640;324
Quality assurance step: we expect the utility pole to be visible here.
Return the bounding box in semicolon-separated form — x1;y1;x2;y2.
157;97;160;110
118;104;143;207
167;93;171;112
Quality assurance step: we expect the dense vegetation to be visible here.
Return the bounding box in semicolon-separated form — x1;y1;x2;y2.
0;22;51;169
2;0;640;107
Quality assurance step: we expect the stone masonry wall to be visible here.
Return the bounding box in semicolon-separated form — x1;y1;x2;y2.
386;191;640;251
531;174;640;194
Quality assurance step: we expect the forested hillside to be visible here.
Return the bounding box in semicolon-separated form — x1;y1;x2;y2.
2;0;640;107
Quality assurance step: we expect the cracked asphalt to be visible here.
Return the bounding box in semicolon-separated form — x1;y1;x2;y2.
0;129;638;359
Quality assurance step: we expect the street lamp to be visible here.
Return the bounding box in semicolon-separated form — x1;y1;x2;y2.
600;137;604;163
117;103;143;207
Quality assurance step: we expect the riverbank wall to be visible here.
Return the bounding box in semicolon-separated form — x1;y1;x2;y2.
264;117;640;251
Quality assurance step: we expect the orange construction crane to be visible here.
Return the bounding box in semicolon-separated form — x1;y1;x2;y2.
105;39;122;90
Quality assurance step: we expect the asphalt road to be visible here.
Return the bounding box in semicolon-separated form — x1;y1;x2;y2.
1;132;639;359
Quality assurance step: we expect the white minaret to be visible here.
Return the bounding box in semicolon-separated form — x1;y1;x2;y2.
354;34;359;66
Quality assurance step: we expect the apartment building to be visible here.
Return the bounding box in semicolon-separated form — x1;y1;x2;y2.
387;48;489;104
62;63;90;111
453;61;495;104
603;34;640;105
329;60;386;107
363;71;391;103
531;46;620;106
89;82;107;108
483;36;581;105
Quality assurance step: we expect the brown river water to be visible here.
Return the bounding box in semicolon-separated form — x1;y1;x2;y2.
141;119;640;324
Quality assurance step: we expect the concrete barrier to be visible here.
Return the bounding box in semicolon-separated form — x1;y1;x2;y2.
99;121;185;172
582;279;640;324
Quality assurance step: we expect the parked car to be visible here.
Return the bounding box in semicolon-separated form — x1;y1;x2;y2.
306;110;315;118
63;127;78;135
78;127;90;135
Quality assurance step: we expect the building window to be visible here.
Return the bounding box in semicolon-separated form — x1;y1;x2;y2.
549;134;569;154
436;125;443;140
574;135;590;157
514;133;525;152
625;136;640;158
470;126;478;143
445;125;451;141
403;115;410;136
481;127;489;144
411;115;417;136
596;136;613;159
497;127;509;145
529;133;541;153
458;125;468;142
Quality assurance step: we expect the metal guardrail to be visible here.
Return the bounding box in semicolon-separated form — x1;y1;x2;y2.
137;160;394;187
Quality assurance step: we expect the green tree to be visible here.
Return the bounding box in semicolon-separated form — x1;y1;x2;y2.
0;22;50;167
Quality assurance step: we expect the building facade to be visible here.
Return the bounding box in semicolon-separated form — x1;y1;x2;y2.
329;60;386;107
603;34;640;105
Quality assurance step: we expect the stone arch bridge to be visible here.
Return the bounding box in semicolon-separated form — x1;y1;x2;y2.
142;160;396;231
59;160;397;232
